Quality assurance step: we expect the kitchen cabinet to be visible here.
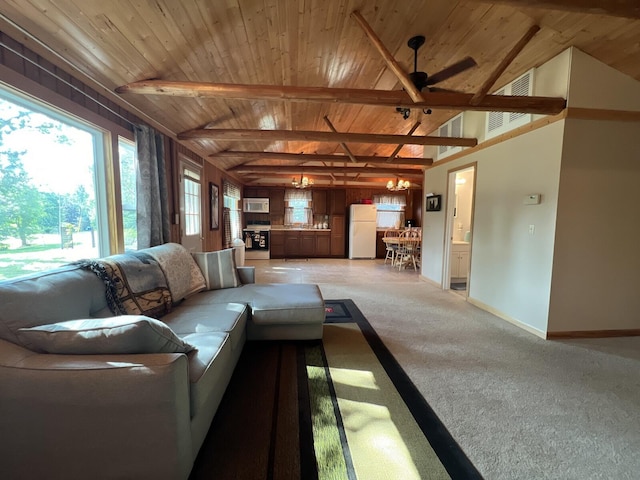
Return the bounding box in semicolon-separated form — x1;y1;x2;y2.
328;189;346;215
316;232;331;256
330;216;345;257
284;231;300;257
300;232;316;256
376;231;387;258
243;187;269;198
270;230;284;258
312;190;327;215
450;242;470;279
269;188;285;214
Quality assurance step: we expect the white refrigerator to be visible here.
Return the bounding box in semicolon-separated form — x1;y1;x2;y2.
348;204;377;259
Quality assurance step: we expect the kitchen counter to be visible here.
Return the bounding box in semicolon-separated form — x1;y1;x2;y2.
270;226;331;231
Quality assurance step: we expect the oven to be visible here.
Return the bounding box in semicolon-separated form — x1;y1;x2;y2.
243;226;270;260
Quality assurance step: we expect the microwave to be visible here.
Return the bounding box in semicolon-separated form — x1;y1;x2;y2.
243;198;270;213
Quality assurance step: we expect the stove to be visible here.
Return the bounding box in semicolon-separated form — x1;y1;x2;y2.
243;222;270;259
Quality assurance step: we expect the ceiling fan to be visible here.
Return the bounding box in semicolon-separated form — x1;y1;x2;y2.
397;35;477;119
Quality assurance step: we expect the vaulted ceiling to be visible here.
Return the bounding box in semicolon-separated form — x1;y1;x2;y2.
1;1;639;188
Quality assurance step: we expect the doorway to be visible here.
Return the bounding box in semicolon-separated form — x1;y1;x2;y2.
444;165;476;295
179;158;203;252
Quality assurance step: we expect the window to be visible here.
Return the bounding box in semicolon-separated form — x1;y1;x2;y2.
373;194;406;229
118;138;137;251
183;168;201;236
223;180;242;241
285;189;312;225
437;113;464;159
0;86;109;280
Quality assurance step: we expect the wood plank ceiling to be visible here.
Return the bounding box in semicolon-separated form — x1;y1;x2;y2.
1;1;639;188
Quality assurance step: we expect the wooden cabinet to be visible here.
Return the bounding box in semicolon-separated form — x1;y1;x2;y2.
284;231;300;257
328;189;346;215
450;242;470;279
330;216;345;257
243;187;269;198
376;231;386;259
269;188;285;214
316;232;331;256
312;190;327;215
270;230;284;258
300;232;316;256
274;229;333;258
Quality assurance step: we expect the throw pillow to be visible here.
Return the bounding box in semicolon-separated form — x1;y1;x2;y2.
146;243;207;301
192;248;241;290
17;316;195;355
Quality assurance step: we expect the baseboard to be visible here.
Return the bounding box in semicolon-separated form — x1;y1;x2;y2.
419;274;441;287
466;297;547;339
546;329;640;339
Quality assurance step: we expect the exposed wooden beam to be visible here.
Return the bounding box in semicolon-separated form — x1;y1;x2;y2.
471;25;540;106
464;0;640;19
230;165;424;176
386;121;421;162
209;151;433;165
323;116;357;162
116;80;566;114
179;128;477;147
350;10;425;104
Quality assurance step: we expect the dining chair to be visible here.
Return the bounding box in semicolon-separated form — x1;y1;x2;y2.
396;229;421;271
383;229;401;265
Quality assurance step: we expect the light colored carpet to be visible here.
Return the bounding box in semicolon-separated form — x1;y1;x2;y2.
316;281;640;480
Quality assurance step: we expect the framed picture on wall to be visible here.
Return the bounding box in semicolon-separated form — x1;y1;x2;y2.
209;182;219;230
426;194;442;212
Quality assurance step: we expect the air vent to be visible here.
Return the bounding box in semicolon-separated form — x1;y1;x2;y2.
436;113;464;160
486;70;534;139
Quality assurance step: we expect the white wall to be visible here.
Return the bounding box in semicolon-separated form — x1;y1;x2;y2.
567;48;640;110
548;121;640;332
423;122;564;333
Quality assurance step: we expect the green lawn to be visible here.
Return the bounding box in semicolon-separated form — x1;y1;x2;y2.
0;244;76;280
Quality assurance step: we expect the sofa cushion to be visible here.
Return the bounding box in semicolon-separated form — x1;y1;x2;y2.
16;316;195;355
181;331;232;417
0;265;110;347
192;249;241;290
146;243;207;301
163;303;248;353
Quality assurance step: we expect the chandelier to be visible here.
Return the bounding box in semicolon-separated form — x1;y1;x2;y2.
292;173;313;189
386;179;410;191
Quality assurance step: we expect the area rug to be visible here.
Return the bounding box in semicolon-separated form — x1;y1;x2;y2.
308;300;482;480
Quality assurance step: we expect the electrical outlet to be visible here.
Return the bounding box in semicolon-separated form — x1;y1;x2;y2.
528;224;535;235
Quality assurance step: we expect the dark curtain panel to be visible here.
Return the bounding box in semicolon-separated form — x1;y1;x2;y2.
135;125;170;248
222;207;232;249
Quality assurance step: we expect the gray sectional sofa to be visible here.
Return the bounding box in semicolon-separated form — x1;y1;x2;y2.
0;243;325;480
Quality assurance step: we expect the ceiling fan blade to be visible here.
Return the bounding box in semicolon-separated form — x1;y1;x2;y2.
426;57;477;86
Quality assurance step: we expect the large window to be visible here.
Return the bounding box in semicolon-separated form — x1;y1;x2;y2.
0;87;109;280
373;194;406;229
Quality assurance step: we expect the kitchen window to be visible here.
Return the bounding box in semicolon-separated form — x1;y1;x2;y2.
284;189;312;225
373;194;406;229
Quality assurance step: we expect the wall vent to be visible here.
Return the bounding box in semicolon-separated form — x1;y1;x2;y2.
436;113;465;160
486;70;533;139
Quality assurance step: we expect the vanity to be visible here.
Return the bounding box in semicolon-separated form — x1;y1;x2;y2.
450;241;470;281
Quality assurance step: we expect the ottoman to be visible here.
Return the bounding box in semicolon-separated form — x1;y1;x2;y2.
246;283;325;341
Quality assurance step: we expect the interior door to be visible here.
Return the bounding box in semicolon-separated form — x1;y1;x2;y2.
179;159;203;252
444;165;476;294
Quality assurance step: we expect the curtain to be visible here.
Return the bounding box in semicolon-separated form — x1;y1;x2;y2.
222;207;232;249
135;125;170;248
223;180;242;242
284;189;312;201
373;194;406;229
